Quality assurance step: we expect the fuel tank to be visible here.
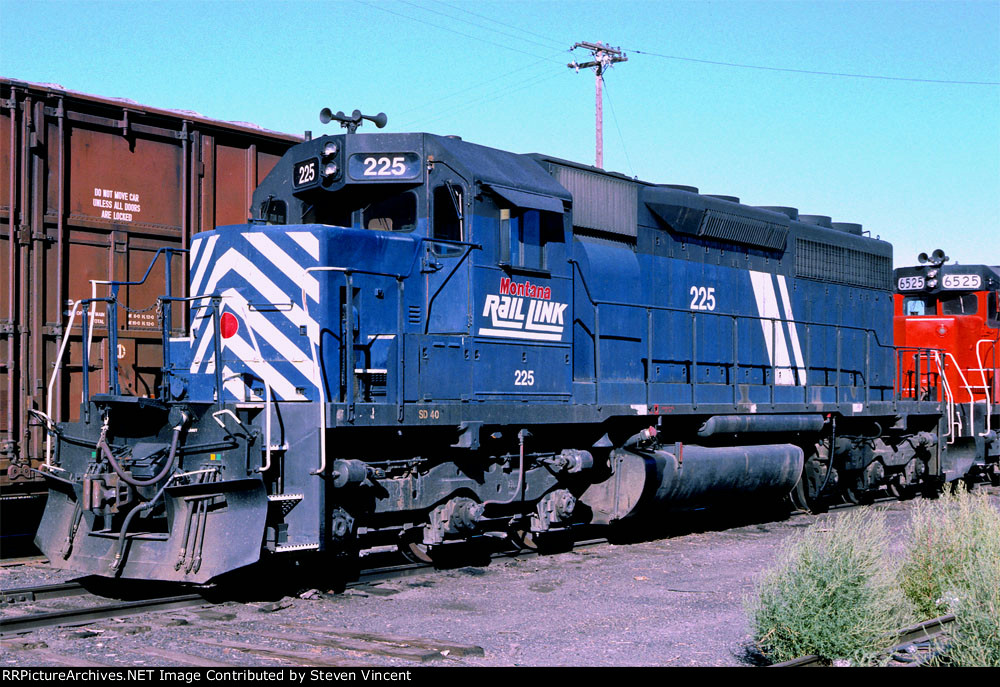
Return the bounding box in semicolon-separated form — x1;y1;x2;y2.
581;443;804;524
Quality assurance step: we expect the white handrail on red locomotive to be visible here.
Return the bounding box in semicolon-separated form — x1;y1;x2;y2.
940;351;977;440
933;352;959;444
975;337;997;436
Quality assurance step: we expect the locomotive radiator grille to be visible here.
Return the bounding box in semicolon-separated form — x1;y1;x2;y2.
796;238;892;290
698;209;788;251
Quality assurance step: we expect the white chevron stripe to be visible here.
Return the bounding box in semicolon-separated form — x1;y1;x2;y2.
190;234;218;297
288;231;320;260
749;271;796;385
776;275;807;385
201;248;319;342
244;232;320;303
220;333;304;400
189;236;203;271
220;288;318;386
191;319;216;373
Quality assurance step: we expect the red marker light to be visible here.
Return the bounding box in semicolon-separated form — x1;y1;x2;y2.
220;312;239;339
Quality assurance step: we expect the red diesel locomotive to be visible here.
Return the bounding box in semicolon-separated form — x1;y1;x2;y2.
894;250;999;485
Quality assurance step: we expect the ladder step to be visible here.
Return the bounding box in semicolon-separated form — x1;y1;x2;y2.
267;493;304;502
274;543;320;553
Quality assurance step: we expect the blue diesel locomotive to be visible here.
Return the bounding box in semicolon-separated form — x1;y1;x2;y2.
34;118;951;581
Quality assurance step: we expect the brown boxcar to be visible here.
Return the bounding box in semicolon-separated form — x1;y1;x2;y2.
0;78;299;547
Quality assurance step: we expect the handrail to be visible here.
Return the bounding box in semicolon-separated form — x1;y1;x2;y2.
568;259;911;403
160;294;224;402
423;241;482;335
299;237;477;476
229;298;273;472
934;352;957;444
896;346;946;402
568;259;897;350
941;351;978;439
78;297;116;421
43;300;83;468
975;338;997;436
86;248;186;396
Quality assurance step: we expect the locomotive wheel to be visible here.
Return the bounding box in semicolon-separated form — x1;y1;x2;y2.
398;530;434;564
842;484;874;506
888;481;917;500
403;541;434;564
510;529;538;551
790;459;828;514
509;527;572;554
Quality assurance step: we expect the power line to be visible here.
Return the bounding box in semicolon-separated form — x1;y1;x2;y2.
351;0;565;63
628;48;1000;86
393;52;565;120
398;0;563;52
402;67;566;130
427;0;568;50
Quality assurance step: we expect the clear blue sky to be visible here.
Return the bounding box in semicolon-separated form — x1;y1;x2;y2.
3;0;997;267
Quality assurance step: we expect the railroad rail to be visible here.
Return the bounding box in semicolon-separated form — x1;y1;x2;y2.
771;614;956;667
1;581;88;605
0;533;608;637
0;593;209;636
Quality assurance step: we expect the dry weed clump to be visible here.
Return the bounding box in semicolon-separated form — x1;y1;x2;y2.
901;484;1000;667
746;508;911;665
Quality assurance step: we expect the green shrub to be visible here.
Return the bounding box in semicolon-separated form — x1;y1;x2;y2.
901;484;998;618
942;546;1000;667
746;508;911;665
902;484;1000;667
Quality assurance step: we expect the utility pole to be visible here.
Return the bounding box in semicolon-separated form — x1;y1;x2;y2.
568;42;627;169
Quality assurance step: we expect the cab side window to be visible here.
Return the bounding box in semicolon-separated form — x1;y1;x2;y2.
432;184;463;255
903;296;933;316
260;199;286;225
988;291;999;328
500;208;561;271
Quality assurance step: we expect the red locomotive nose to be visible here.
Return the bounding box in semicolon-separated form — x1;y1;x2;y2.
220;312;239;339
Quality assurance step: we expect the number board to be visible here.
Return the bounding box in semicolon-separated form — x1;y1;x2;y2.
897;276;925;291
942;274;982;290
293;158;320;189
348;153;422;181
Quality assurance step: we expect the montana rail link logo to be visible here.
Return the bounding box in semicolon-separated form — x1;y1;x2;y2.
479;278;567;341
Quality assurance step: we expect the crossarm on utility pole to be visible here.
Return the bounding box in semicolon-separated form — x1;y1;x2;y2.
568;42;628;169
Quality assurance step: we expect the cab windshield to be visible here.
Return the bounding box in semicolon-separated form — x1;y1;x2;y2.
940;293;978;315
903;293;980;316
303;188;417;232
